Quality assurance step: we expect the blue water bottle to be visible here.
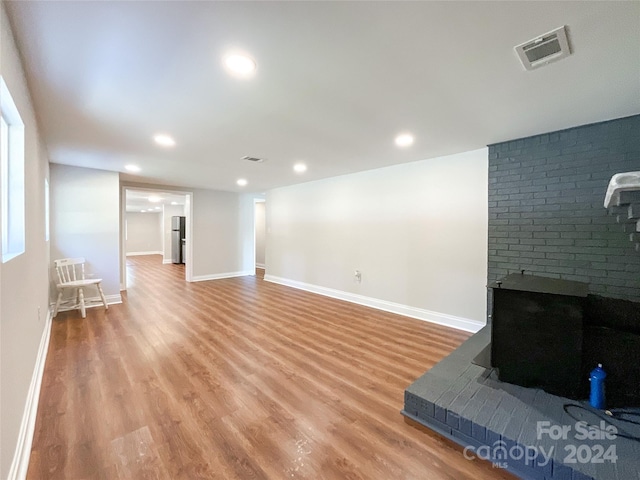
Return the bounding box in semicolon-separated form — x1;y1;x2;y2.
589;364;607;409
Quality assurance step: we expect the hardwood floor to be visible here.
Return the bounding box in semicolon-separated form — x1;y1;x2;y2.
28;255;514;479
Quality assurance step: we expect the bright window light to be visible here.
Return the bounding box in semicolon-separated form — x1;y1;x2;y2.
1;77;25;263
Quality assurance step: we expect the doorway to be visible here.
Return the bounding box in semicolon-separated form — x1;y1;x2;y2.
120;186;193;290
254;199;266;277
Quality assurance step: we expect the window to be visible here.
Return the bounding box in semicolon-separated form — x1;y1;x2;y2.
45;178;50;241
1;77;25;263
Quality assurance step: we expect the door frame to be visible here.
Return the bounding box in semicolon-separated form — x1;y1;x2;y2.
120;185;194;290
253;198;266;272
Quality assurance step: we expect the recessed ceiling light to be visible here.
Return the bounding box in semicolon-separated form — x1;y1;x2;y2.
237;178;248;187
293;163;307;173
148;195;162;203
153;133;176;147
141;209;147;212
223;53;257;77
125;164;141;172
171;201;178;205
394;133;414;148
154;207;161;210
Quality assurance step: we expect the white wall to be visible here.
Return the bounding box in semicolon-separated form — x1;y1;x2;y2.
255;202;266;268
265;148;488;331
125;212;162;255
0;3;51;478
191;189;243;279
51;164;121;299
162;204;185;263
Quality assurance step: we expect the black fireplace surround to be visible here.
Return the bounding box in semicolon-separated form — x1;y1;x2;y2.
490;273;640;407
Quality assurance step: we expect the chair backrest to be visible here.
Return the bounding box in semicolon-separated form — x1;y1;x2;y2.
54;257;86;284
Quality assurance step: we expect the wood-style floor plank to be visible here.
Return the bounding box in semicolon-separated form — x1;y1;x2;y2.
28;256;514;479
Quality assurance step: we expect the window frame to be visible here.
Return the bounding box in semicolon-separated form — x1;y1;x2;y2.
0;76;26;263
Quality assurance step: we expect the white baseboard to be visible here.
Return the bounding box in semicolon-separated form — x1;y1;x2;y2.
53;294;122;314
256;263;265;269
162;259;172;264
126;251;163;256
191;271;253;282
263;275;485;333
7;308;53;480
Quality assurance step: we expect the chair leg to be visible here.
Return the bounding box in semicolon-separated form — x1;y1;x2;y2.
79;288;86;318
97;282;109;311
53;291;63;318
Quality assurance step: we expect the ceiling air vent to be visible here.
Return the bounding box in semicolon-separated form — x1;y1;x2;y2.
241;156;265;163
515;26;571;71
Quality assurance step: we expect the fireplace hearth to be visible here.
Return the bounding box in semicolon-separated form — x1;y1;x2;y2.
403;327;640;480
404;273;640;479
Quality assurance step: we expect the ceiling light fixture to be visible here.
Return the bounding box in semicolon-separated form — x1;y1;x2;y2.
237;178;248;187
394;133;414;148
154;207;161;210
148;195;162;203
293;163;307;173
223;53;257;77
125;164;141;172
153;133;176;147
141;209;147;212
171;201;178;205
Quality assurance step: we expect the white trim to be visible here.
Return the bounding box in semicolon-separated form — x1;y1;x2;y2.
7;308;53;480
256;263;265;269
264;275;485;333
184;194;193;282
162;259;172;264
107;293;125;305
125;251;163;256
53;293;122;313
191;271;253;282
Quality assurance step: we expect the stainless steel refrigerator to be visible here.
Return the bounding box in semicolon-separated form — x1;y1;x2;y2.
171;216;186;264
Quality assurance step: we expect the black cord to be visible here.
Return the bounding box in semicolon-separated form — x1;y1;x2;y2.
606;408;640;426
563;403;640;442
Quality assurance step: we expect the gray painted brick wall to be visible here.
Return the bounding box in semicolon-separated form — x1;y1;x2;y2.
488;115;640;305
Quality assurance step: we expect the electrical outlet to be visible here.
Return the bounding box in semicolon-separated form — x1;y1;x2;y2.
354;270;362;283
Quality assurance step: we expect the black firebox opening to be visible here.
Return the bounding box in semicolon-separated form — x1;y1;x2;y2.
489;273;640;407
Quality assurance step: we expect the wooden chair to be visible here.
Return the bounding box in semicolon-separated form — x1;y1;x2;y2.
53;257;108;318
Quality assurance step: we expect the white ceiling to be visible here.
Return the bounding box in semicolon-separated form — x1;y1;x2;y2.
5;1;640;193
125;189;186;213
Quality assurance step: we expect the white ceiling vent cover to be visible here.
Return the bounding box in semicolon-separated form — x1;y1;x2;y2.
241;156;265;163
515;26;571;71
